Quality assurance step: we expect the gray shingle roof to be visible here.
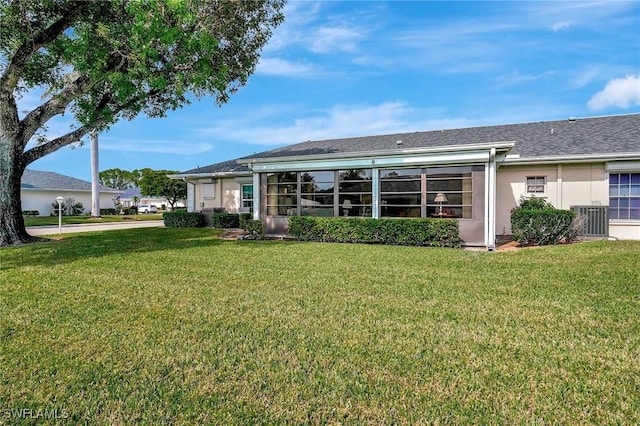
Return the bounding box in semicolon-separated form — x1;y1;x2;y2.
180;114;640;174
21;169;118;192
179;158;250;175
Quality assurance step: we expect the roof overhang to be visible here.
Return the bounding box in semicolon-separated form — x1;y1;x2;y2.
241;141;515;172
503;152;640;166
168;171;250;180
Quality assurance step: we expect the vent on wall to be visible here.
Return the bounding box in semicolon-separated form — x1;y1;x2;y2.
570;205;609;237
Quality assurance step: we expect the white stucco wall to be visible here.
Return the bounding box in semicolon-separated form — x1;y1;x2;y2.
496;162;639;240
21;189;119;216
190;177;245;212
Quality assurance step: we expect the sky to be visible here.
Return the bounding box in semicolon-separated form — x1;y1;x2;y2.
27;0;640;182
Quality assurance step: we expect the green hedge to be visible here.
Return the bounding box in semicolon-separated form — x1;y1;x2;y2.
163;211;205;228
288;216;460;248
239;213;252;229
100;208;117;215
510;197;581;246
242;219;265;240
211;212;240;228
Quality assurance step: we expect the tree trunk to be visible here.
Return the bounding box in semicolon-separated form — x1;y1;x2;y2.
0;140;42;246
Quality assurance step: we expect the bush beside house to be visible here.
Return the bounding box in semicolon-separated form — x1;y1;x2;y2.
163;211;205;228
288;217;460;248
510;197;583;246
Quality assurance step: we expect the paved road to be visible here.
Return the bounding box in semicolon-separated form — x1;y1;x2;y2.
27;220;164;236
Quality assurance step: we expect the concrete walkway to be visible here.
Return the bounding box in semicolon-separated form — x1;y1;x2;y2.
27;220;164;236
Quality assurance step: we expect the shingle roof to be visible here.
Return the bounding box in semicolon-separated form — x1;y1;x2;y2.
179;158;250;175
21;169;118;192
179;114;640;174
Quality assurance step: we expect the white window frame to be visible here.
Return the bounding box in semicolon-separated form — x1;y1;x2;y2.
202;183;216;200
525;176;546;195
241;184;253;212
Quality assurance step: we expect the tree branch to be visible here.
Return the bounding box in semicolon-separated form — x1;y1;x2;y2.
18;74;93;148
0;2;88;91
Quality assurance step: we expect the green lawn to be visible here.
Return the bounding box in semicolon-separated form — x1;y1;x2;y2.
24;213;164;227
1;229;638;424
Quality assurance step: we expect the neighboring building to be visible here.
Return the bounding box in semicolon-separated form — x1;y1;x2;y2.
21;169;120;216
171;114;640;249
116;187;184;209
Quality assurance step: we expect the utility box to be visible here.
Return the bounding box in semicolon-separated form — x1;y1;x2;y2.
571;205;609;237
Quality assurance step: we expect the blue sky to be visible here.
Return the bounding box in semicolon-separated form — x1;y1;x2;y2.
29;0;640;182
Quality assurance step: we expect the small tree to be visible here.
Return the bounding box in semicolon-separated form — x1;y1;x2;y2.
139;169;186;211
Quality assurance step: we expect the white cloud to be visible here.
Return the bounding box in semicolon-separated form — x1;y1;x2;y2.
310;26;364;53
587;75;640;110
101;138;213;155
551;21;573;31
256;57;315;76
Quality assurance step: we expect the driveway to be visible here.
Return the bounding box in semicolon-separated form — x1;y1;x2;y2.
27;220;164;236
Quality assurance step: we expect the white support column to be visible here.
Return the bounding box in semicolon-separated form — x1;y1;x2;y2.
186;181;195;212
252;171;260;220
371;168;379;219
485;148;497;251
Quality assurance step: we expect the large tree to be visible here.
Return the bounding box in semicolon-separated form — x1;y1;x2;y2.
139;169;186;210
0;0;285;246
99;168;138;191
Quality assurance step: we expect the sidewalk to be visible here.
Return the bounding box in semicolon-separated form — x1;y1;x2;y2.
27;220;164;236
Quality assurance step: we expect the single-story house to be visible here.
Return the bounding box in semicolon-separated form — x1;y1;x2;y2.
116;187;184;209
170;113;640;249
21;169;120;216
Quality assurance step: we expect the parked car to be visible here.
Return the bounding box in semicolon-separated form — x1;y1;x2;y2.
138;205;158;214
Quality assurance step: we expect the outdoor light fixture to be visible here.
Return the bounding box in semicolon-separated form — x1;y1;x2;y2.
56;196;64;234
433;193;447;216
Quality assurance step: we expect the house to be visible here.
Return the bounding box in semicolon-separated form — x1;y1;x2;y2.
170;113;640;249
21;169;120;216
116;187;183;209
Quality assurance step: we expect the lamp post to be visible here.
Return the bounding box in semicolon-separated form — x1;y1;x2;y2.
56;196;64;234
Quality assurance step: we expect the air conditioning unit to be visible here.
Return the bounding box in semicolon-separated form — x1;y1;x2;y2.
570;205;609;237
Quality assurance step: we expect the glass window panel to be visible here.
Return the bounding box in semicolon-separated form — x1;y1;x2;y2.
620;186;630;197
630;198;640;208
610;198;619;208
302;182;334;193
426;179;466;192
630;209;640;220
609;209;619;220
339;194;372;205
301;171;334;182
380;168;422;179
381;206;421;218
620;198;630;209
301;194;334;206
339;181;372;192
242;185;253;199
632;174;640;184
609;174;619;185
381;194;421;205
339;169;372;181
380;180;421;192
620;174;630;185
631;185;640;196
427;166;472;176
609;185;619;196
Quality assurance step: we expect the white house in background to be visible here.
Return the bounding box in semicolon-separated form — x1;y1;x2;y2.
21;169;120;216
170;113;640;249
117;187;185;209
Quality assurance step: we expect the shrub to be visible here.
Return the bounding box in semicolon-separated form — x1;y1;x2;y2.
211;212;240;228
125;207;138;215
163;211;205;228
213;207;226;214
288;217;460;248
510;197;581;246
100;208;117;215
243;219;265;240
239;213;252;229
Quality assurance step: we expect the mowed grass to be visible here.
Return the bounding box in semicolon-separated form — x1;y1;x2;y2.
24;213;163;227
1;228;638;424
